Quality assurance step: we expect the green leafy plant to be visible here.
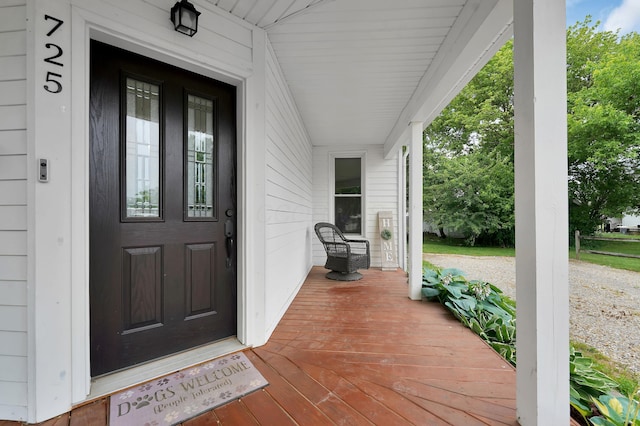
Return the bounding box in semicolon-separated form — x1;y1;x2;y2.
570;347;619;422
590;394;640;425
422;267;516;364
421;266;635;424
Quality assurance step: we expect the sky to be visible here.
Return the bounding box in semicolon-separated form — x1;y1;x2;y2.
566;0;640;33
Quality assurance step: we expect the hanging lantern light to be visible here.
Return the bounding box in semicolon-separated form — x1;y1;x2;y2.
170;0;201;37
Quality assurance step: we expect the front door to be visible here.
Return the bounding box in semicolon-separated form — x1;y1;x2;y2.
89;41;236;376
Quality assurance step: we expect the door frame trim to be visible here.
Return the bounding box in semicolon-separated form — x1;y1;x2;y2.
67;4;264;404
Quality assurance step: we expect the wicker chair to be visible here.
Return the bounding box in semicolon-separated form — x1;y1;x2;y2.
314;222;370;281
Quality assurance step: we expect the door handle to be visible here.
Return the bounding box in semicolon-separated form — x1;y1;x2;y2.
225;218;234;268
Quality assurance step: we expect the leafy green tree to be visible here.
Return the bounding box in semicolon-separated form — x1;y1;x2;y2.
424;40;515;246
567;26;640;235
424;20;640;244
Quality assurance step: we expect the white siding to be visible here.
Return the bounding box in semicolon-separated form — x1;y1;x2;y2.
312;145;400;269
264;40;313;332
0;1;27;421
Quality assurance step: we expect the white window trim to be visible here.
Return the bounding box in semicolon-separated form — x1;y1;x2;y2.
329;151;367;238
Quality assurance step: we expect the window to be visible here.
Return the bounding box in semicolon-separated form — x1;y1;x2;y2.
334;157;363;234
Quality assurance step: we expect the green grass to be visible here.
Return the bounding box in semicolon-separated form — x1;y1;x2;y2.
423;235;515;257
570;250;640;273
424;234;640;272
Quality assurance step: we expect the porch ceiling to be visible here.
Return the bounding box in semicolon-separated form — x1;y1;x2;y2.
209;0;513;150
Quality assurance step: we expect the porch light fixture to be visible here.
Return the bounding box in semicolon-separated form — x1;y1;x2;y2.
170;0;201;37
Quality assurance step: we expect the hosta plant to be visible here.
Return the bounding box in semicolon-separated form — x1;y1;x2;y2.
570;347;619;422
590;394;640;425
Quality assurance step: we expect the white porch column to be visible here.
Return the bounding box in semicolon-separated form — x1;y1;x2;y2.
408;121;423;300
513;0;569;424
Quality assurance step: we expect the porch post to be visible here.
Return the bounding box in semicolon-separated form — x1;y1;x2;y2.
513;0;569;424
408;121;423;300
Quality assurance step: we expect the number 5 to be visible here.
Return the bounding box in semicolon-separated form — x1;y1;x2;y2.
44;71;62;93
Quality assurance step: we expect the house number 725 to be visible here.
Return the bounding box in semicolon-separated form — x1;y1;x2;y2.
43;14;64;94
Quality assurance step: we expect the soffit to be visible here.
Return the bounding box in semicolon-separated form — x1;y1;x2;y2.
208;0;508;147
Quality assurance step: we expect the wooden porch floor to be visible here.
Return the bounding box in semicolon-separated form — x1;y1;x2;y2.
6;266;579;425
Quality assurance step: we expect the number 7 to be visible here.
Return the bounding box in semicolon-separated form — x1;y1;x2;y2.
44;14;63;37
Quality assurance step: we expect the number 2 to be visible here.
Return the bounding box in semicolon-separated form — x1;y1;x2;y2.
44;43;63;67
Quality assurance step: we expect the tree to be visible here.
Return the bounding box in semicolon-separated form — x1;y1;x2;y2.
424;40;515;246
567;25;640;235
424;20;640;245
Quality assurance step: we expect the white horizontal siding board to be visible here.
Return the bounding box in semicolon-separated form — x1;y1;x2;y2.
0;256;26;280
0;181;26;205
0;209;27;230
0;56;26;81
266;42;311;145
0;231;26;255
0;356;26;382
265;148;311;199
0;130;26;155
0;81;26;106
0;281;26;306
265;101;311;166
265;106;311;168
0;155;26;179
265;128;311;189
0;5;26;31
0;382;27;407
266;193;312;214
0;331;27;356
0;31;26;56
0;306;26;332
264;93;311;169
0;0;26;7
0;106;26;131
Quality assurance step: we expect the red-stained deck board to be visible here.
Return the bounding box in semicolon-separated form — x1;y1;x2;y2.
6;267;582;426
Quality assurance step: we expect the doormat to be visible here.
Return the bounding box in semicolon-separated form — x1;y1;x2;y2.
109;352;268;426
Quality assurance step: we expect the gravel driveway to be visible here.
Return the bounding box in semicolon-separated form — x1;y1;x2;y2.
423;253;640;375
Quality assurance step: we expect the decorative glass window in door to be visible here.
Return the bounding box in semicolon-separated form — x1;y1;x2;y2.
124;78;161;218
186;94;215;218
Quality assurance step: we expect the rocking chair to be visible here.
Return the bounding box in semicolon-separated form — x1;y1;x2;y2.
314;222;370;281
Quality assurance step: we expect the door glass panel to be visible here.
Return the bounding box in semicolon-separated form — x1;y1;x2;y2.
186;94;215;218
125;78;161;218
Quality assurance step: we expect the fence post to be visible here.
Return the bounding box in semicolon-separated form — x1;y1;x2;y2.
575;230;580;261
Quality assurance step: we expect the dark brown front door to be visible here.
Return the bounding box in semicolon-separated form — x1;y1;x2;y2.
89;40;236;376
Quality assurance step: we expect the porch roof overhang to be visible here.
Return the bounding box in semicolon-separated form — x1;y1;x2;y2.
209;0;513;157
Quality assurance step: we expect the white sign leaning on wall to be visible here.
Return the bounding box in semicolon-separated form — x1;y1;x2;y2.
378;211;397;271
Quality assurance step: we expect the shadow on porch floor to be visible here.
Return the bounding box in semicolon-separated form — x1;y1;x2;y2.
6;267;579;425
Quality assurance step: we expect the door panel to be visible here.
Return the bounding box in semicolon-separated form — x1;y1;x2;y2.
89;41;236;376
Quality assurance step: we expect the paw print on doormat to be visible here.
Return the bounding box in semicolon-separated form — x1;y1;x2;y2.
118;390;134;400
188;367;201;376
138;383;152;392
218;359;228;365
132;395;152;409
183;404;199;415
219;391;232;400
164;411;179;423
202;397;216;406
235;384;248;393
203;362;216;370
156;378;169;386
173;372;185;380
143;421;159;426
230;354;241;361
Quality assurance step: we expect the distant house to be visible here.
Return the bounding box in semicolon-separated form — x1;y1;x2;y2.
0;0;569;424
